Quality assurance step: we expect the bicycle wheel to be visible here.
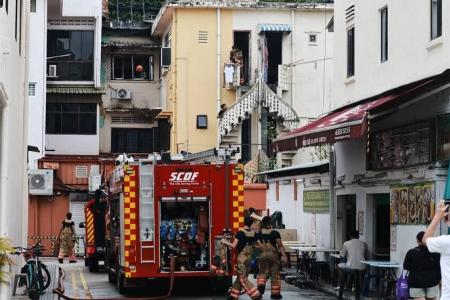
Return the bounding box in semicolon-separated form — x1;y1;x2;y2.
37;262;51;292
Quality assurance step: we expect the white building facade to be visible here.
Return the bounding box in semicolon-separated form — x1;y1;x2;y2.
0;0;30;298
251;4;334;243
332;0;450;263
44;0;103;155
28;0;47;168
273;0;450;265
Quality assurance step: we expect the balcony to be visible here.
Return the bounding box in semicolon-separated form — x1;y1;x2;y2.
223;63;241;90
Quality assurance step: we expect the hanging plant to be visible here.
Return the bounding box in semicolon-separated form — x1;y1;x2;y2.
0;237;13;286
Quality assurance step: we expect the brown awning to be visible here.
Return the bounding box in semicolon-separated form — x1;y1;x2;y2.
273;71;450;152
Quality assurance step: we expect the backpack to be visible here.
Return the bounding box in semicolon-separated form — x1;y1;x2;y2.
396;271;409;300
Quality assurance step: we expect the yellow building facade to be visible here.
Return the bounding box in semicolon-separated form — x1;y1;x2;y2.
153;1;332;166
154;7;236;154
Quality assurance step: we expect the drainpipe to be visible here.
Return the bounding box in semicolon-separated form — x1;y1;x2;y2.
329;145;336;249
290;9;295;106
216;8;221;148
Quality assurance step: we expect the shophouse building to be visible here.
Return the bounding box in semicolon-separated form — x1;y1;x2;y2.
274;0;450;264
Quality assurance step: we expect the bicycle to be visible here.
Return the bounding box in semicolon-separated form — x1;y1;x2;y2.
12;243;51;300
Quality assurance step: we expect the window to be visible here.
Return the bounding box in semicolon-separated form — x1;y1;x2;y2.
437;114;450;161
0;0;8;13
309;34;317;43
47;30;94;81
112;55;154;80
380;7;388;62
347;27;355;78
30;0;36;12
431;0;442;40
111;128;156;153
46;103;97;135
28;82;36;96
369;121;431;170
196;115;207;129
75;166;88;178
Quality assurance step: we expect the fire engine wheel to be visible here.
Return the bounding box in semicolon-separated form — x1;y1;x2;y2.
211;276;232;294
117;273;127;294
88;257;99;272
107;266;116;283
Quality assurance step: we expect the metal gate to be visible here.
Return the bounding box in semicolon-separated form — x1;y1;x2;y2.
70;200;86;256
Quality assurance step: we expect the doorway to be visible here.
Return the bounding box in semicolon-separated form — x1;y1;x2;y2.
373;194;390;260
233;31;250;85
337;194;356;248
265;32;282;86
241;118;251;163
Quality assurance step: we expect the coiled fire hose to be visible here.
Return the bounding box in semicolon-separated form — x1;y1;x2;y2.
53;255;176;300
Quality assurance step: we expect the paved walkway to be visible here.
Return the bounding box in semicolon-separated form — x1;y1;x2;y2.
11;259;59;300
8;257;341;299
53;259;335;299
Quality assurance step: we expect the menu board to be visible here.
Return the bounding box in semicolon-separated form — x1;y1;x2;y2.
303;190;329;213
370;121;431;170
390;182;435;225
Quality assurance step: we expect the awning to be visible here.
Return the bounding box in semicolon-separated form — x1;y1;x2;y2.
273;71;450;152
258;160;329;178
258;23;292;34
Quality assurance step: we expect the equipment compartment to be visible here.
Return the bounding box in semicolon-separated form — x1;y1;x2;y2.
159;201;210;272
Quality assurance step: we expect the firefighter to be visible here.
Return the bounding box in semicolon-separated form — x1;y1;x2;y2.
221;216;261;300
58;212;77;263
248;207;262;233
256;216;287;299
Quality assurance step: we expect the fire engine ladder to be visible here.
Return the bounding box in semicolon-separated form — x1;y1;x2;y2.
138;159;156;263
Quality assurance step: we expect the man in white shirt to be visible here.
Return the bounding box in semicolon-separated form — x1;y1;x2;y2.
424;200;450;299
339;230;369;271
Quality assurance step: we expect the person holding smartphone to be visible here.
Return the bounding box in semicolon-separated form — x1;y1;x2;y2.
423;200;450;299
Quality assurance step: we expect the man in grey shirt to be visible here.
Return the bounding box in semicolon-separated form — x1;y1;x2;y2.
339;230;369;270
337;230;369;299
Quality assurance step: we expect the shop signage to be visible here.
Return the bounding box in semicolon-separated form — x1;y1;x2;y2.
303;189;329;213
390;182;435;225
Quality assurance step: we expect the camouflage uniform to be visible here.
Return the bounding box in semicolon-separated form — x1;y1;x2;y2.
229;229;261;300
58;219;76;262
256;228;282;299
210;242;229;277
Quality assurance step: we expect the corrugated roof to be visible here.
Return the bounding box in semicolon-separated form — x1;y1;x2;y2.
102;36;159;48
46;86;105;94
257;160;329;176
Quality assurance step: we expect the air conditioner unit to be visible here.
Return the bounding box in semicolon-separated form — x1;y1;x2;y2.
29;169;54;195
48;65;57;78
161;47;171;68
117;88;132;100
89;165;101;192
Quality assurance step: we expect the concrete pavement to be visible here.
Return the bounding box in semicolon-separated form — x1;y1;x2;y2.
37;258;335;299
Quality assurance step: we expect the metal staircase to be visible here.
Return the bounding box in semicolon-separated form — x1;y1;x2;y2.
218;78;300;166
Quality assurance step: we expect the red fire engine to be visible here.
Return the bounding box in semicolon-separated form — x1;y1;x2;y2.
105;158;244;293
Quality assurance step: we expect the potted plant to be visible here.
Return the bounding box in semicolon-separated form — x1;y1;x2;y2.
0;237;13;286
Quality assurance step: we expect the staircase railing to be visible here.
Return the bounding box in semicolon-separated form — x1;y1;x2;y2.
218;81;259;137
218;78;300;142
260;80;299;131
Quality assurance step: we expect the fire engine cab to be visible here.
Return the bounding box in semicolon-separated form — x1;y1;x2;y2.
105;157;244;293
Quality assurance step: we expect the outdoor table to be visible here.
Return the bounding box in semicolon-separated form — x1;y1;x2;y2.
361;260;402;299
290;247;338;276
284;243;315;268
